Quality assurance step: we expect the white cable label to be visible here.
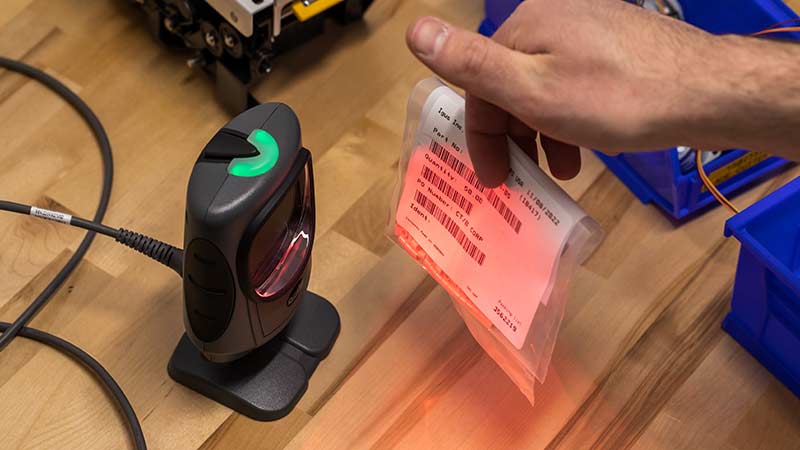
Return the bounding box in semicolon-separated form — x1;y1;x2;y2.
30;206;72;224
394;86;577;349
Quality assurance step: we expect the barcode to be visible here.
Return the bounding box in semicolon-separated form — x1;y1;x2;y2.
429;141;486;194
486;190;522;233
429;140;522;234
421;166;474;215
414;190;486;265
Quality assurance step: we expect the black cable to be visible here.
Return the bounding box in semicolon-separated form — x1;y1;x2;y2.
0;57;146;450
116;228;184;275
0;200;183;274
0;322;147;450
0;56;113;351
0;200;118;237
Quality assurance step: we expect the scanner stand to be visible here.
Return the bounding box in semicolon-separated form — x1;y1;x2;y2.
168;291;339;421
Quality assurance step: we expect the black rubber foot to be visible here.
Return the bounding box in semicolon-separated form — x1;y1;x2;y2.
167;291;340;421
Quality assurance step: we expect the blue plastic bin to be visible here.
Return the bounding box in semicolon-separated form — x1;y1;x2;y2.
480;0;800;219
723;177;800;397
479;0;518;36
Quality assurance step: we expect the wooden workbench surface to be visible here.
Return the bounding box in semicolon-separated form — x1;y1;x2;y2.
1;1;799;449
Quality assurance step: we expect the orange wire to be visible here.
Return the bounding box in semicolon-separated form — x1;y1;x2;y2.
752;26;800;36
695;151;740;214
763;18;800;28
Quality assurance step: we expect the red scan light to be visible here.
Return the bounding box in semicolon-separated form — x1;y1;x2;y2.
395;223;493;328
250;163;313;298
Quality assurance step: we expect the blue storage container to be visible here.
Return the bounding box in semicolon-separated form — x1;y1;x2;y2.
596;150;791;219
480;0;800;219
723;177;800;398
479;0;518;36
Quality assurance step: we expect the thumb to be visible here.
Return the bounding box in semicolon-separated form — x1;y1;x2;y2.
406;17;536;112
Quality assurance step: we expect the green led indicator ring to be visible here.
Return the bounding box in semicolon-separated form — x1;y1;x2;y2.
228;129;280;177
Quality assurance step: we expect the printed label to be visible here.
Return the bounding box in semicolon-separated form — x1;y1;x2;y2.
30;207;72;224
394;87;577;349
702;152;769;191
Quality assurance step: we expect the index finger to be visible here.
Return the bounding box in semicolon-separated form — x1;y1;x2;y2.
465;93;511;188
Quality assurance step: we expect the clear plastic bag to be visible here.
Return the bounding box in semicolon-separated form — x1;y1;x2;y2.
387;78;603;403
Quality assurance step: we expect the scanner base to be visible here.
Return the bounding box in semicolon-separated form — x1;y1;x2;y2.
167;291;339;421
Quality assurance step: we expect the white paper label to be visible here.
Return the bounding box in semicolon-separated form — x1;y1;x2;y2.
30;207;72;224
394;86;577;349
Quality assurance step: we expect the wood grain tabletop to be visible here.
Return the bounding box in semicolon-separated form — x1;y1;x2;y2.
0;1;799;449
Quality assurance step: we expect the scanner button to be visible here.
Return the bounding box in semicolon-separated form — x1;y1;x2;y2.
203;131;259;160
184;239;235;342
227;129;280;177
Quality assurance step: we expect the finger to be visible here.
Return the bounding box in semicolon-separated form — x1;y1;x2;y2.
465;93;510;187
406;17;539;114
508;116;538;165
541;134;582;180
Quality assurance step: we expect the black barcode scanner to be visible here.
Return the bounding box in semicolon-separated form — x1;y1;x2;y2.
168;103;340;421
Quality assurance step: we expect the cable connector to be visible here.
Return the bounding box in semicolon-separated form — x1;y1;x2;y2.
116;229;184;275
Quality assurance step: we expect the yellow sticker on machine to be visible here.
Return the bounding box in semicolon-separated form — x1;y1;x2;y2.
702;152;769;192
292;0;344;21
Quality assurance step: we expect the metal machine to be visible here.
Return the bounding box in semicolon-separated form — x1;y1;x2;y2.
130;0;373;112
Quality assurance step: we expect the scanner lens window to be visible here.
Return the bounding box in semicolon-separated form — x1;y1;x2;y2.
248;163;312;298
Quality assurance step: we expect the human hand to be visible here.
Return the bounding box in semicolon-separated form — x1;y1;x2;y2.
406;0;734;186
